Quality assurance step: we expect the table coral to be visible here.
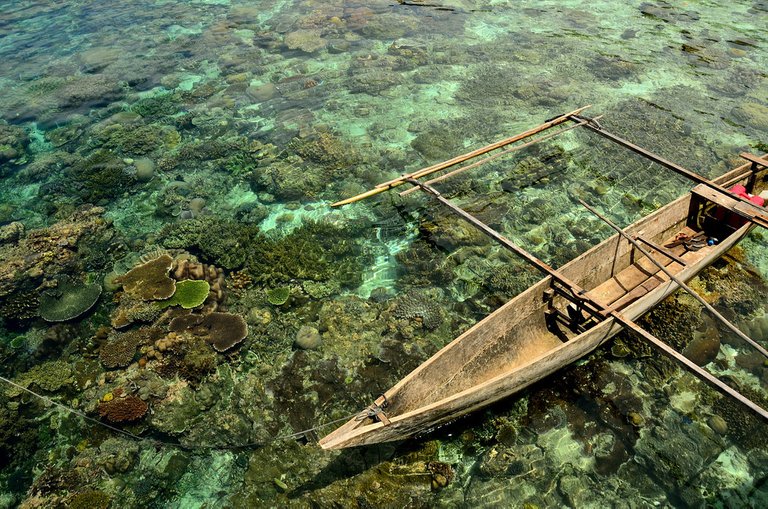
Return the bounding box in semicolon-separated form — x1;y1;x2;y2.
158;279;211;309
100;328;162;368
38;276;101;322
172;257;226;312
169;312;248;352
116;254;176;300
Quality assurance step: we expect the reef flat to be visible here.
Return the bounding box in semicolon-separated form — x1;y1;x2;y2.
0;1;766;507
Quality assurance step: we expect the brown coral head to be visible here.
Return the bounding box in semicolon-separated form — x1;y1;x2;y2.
99;327;161;369
115;254;175;300
169;312;248;352
98;394;148;423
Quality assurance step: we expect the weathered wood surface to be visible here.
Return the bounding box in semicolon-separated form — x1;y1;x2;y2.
319;157;768;450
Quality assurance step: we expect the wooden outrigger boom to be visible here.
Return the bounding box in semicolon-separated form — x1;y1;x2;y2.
321;109;768;449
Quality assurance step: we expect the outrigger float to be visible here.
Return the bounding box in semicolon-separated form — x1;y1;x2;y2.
320;106;768;450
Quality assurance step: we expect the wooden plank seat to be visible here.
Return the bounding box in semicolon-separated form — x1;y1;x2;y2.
586;226;710;313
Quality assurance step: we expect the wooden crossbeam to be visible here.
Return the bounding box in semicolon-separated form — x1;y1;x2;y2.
691;185;768;229
634;235;687;266
580;199;768;359
741;152;768;168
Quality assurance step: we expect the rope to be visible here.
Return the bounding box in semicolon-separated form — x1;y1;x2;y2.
0;374;358;451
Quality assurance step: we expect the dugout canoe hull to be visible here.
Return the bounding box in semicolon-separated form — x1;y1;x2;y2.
320;160;765;450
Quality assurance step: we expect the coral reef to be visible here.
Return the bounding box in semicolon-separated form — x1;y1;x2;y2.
0;122;30;172
2;1;768;507
61;150;136;203
0;206;107;300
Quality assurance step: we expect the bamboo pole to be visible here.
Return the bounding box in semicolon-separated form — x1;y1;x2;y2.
331;105;592;207
398;118;594;197
579;199;768;359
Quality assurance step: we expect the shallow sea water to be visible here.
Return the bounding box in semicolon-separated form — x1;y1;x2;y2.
0;0;767;507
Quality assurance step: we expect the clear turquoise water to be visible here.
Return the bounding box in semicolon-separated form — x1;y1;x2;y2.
0;1;767;507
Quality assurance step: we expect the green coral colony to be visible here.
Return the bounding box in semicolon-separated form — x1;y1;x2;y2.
0;0;767;508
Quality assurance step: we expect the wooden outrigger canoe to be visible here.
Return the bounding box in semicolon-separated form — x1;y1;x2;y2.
320;109;768;450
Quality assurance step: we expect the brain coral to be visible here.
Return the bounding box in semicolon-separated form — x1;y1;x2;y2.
98;394;148;423
394;292;443;330
116;254;176;300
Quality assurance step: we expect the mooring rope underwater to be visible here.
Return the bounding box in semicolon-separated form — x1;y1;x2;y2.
0;374;358;451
